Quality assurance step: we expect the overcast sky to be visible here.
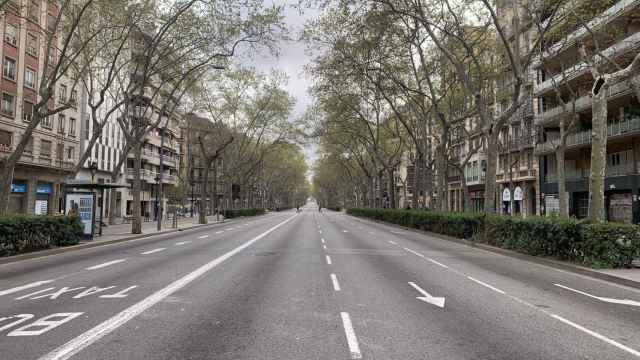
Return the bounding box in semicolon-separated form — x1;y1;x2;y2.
249;1;320;175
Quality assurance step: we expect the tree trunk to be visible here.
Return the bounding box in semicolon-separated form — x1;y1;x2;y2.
0;164;14;214
377;172;384;208
556;146;569;217
131;142;143;234
412;155;421;208
387;168;396;209
435;144;448;212
212;161;218;214
108;172;118;225
460;167;470;212
368;177;375;208
484;132;500;214
199;159;210;224
589;88;608;223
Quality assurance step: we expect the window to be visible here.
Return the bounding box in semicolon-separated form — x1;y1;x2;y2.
41;115;52;128
26;34;38;57
1;93;14;116
59;84;67;103
84;117;90;140
24;136;33;154
0;130;12;152
66;147;74;160
47;14;56;32
56;142;63;160
5;24;17;46
3;57;16;81
24;68;36;88
40;139;52;158
57;114;65;134
70;89;77;105
47;47;55;66
68;117;76;137
23;101;33;122
29;1;40;23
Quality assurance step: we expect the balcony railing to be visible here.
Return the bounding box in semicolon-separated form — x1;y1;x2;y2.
545;163;637;183
536;117;640;154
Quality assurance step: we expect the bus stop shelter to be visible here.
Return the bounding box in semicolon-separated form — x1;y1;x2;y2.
63;180;128;239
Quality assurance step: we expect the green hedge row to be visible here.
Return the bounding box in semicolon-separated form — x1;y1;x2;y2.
223;208;266;218
0;215;83;257
346;208;640;268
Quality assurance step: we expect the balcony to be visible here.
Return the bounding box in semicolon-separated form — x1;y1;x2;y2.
465;173;486;186
537;71;640;126
535;117;640;155
538;0;640;63
545;163;637;183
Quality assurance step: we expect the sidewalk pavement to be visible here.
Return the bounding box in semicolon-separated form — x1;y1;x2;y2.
93;215;226;244
0;214;233;266
593;268;640;284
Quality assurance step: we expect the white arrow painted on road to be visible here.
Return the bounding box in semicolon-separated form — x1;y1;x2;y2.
408;282;445;308
0;280;55;297
555;284;640;307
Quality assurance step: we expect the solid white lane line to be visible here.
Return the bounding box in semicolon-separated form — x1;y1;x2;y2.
326;255;332;265
388;240;397;245
426;258;449;269
331;273;341;291
141;248;166;255
340;312;362;359
551;314;640;357
39;214;297;360
467;276;506;294
85;259;126;270
215;231;223;234
554;283;640;307
321;238;325;244
0;280;54;297
403;247;425;258
174;241;191;246
197;235;209;239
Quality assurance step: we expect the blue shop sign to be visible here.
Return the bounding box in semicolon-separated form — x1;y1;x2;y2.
36;183;52;194
11;181;26;193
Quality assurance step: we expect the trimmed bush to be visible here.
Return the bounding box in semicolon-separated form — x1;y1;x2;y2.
347;208;640;268
223;208;266;219
347;208;483;239
580;223;640;268
0;215;83;257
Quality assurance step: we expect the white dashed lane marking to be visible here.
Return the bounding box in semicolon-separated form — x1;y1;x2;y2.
85;259;126;270
141;248;166;255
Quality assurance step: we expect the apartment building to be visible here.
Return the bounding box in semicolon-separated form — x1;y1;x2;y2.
448;118;488;212
534;0;640;223
75;88;127;219
0;0;80;214
490;1;540;216
181;113;223;215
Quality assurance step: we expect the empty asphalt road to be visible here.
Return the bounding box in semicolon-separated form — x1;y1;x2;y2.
1;206;640;359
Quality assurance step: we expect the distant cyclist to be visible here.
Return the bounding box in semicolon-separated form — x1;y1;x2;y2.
296;205;300;213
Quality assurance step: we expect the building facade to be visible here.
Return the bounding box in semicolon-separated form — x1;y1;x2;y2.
535;0;640;223
0;0;80;215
